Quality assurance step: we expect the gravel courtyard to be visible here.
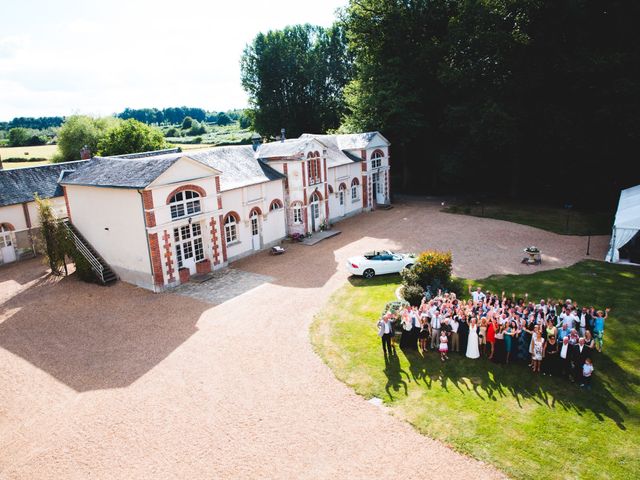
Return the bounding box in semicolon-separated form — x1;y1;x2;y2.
0;199;608;479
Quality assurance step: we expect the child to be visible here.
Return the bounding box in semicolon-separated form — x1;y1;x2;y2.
439;330;449;362
581;358;594;389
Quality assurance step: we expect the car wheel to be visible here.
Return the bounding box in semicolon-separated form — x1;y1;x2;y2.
363;268;375;279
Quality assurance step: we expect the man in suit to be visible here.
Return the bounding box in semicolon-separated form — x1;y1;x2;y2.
578;307;592;337
571;337;592;383
558;336;572;378
377;314;395;357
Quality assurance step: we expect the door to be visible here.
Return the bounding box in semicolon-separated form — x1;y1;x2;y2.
310;192;321;231
251;212;261;250
174;223;204;275
339;189;346;216
0;225;16;264
373;172;385;205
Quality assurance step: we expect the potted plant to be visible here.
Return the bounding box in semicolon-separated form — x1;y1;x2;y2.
179;267;190;283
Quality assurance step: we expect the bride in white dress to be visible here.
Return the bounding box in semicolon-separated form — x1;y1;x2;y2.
466;317;480;359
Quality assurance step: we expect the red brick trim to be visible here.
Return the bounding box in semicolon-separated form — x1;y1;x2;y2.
323;157;328;183
214;176;221;193
21;203;32;229
309;189;323;201
371;149;384;159
0;222;15;231
301;161;306;188
219;214;227;262
223;211;240;223
210;217;220;265
162;229;175;282
338;182;347;191
361;150;367;170
351;177;360;186
142;189;156;228
362;176;368;209
249;206;263;217
282;163;289;191
62;186;72;220
324;184;330;219
269;199;284;210
148;233;164;286
165;184;207;204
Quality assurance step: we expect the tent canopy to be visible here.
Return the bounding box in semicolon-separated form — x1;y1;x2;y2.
606;184;640;262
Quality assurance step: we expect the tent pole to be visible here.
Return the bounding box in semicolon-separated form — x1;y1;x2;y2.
609;227;617;262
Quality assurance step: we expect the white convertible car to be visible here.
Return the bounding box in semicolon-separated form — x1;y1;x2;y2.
346;250;415;279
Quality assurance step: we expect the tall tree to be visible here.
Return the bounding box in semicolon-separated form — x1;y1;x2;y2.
97;119;167;156
55;115;120;162
241;23;351;137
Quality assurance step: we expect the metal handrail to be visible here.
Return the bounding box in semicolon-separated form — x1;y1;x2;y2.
62;221;105;283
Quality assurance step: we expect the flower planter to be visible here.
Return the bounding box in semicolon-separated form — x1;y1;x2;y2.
179;267;190;283
196;259;211;274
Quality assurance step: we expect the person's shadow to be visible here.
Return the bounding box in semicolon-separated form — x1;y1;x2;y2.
384;350;410;399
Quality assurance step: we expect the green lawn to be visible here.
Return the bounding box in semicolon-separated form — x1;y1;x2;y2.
442;202;613;236
311;261;639;479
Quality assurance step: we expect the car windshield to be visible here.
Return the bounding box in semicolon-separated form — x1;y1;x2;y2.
392;254;403;260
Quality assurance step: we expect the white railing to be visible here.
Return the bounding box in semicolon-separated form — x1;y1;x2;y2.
62;221;106;283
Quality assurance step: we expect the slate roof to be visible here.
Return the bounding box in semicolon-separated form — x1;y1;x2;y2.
0;160;88;207
256;137;326;159
60;156;183;189
185;146;285;191
299;134;365;167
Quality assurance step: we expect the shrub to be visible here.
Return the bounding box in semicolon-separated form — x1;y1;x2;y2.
412;250;453;289
69;249;97;283
181;116;193;129
165;127;179;137
402;284;424;306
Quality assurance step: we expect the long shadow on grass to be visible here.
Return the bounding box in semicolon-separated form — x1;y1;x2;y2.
386;348;629;430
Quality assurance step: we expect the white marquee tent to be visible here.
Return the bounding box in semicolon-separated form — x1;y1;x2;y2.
606;184;640;263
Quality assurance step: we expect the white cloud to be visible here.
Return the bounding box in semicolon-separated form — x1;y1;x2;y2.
0;0;346;119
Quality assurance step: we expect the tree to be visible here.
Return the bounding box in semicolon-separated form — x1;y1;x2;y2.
181;116;194;129
55;115;120;162
8;128;30;146
215;112;232;126
98;119;167;156
241;23;351;137
35;194;69;276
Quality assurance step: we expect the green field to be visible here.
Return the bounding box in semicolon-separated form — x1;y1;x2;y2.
311;261;639;479
443;202;613;236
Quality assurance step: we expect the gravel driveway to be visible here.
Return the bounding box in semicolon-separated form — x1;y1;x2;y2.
0;199;608;479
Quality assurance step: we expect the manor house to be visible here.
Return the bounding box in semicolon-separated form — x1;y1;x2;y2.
0;132;390;291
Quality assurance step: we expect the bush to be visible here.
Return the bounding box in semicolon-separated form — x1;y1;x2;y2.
402;284;424;306
181;116;193;129
165;127;179;137
69;248;97;282
412;250;453;289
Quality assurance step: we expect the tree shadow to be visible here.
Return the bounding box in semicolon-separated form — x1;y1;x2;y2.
381;349;632;430
0;263;209;392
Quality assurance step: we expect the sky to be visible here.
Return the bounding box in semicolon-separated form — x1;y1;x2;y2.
0;0;347;120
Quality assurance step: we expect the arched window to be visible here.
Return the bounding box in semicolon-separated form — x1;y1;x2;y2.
351;178;360;201
327;184;334;194
169;190;201;219
292;202;303;224
371;149;384;169
269;199;283;211
224;213;239;243
307;151;321;185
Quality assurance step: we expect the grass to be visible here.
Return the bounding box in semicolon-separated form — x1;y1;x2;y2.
0;144;59;160
442;202;613;236
311;261;639;480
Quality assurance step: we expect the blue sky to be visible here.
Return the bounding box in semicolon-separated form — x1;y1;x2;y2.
0;0;346;120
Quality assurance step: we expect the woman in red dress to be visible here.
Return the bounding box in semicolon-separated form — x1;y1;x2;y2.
486;317;497;360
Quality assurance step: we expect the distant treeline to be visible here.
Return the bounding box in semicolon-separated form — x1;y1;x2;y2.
0;108;248;131
116;107;247;126
0;117;64;130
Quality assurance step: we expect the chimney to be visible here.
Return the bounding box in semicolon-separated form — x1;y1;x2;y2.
251;133;262;152
80;145;91;160
280;128;286;143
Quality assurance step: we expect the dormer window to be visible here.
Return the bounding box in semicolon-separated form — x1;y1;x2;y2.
307;151;321;185
169;190;201;219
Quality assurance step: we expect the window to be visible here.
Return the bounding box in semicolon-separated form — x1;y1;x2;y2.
310;192;320;219
371;150;383;169
270;199;283;211
224;214;238;243
251;213;259;236
169;190;201;220
173;222;204;268
293;204;302;224
307;152;321;185
351;178;360;201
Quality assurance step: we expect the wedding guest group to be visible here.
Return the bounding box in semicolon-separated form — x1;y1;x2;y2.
377;285;610;388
